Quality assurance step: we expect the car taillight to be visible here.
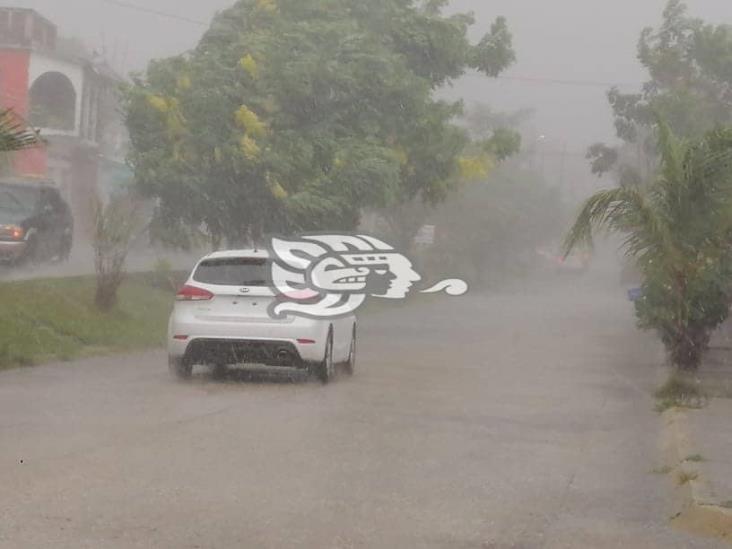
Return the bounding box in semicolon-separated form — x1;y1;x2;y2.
176;285;214;301
0;225;24;240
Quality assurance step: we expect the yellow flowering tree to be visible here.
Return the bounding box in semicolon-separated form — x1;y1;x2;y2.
125;0;515;246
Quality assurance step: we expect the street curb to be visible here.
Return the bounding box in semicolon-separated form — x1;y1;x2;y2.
661;408;732;542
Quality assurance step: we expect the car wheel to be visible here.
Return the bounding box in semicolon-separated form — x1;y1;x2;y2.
343;325;356;376
169;355;192;380
313;328;334;384
211;363;228;380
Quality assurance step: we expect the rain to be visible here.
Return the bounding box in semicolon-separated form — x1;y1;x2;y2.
1;1;732;547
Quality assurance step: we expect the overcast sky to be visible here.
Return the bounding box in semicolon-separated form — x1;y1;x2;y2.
9;0;732;152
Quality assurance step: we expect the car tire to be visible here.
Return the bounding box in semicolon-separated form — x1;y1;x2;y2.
343;325;356;376
312;328;334;384
211;363;228;380
169;355;192;380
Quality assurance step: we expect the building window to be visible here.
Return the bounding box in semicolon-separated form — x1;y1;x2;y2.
29;71;76;131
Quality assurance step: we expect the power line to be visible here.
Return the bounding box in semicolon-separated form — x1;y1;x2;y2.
465;73;643;89
499;75;641;88
96;1;644;92
100;0;207;26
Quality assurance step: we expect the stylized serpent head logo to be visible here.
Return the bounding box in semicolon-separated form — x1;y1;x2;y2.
267;234;467;319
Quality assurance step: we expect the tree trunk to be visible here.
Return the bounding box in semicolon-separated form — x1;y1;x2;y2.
95;277;121;312
670;326;709;372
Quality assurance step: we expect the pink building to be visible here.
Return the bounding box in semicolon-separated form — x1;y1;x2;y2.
0;7;128;234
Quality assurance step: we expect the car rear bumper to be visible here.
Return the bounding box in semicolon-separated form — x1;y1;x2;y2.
168;316;328;364
167;296;338;367
0;240;27;262
182;338;307;368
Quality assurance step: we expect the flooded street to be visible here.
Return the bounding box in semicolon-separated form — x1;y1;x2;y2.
0;274;718;548
3;0;732;546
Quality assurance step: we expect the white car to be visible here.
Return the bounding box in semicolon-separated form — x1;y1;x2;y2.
168;249;356;383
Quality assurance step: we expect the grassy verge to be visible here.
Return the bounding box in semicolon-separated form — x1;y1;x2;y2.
655;373;709;412
0;273;177;370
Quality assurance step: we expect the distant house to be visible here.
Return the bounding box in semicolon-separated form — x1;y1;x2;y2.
0;7;130;235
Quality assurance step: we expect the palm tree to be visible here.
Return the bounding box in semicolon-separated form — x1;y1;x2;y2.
564;120;732;371
0;108;41;152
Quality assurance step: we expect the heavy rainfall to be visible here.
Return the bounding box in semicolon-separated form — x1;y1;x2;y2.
1;0;732;547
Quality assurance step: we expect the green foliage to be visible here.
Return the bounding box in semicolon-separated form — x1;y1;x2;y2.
0;276;173;370
483;128;522;162
0;109;41;152
566;121;732;371
589;1;732;180
655;374;707;412
125;0;514;245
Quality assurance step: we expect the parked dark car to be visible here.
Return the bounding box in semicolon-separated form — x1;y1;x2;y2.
0;178;73;265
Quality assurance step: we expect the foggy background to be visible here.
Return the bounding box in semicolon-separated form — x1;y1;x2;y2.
8;0;732;155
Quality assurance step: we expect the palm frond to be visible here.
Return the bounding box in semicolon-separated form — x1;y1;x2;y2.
563;186;672;264
652;114;690;227
0;109;41;152
655;114;686;188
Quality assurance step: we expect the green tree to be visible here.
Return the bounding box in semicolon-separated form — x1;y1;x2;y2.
588;0;732;184
565;121;732;371
125;0;514;246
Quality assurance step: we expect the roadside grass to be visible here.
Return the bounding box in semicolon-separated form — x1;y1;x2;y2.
676;470;699;485
0;273;175;370
655;374;708;412
650;465;673;475
684;454;705;463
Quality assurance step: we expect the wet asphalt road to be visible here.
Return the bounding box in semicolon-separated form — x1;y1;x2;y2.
0;275;722;548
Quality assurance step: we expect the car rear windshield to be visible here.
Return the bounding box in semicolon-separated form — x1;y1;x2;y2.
0;185;39;215
193;258;270;286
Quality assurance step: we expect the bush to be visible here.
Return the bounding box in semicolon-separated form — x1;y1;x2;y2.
655;374;708;412
93;195;142;312
636;257;732;371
